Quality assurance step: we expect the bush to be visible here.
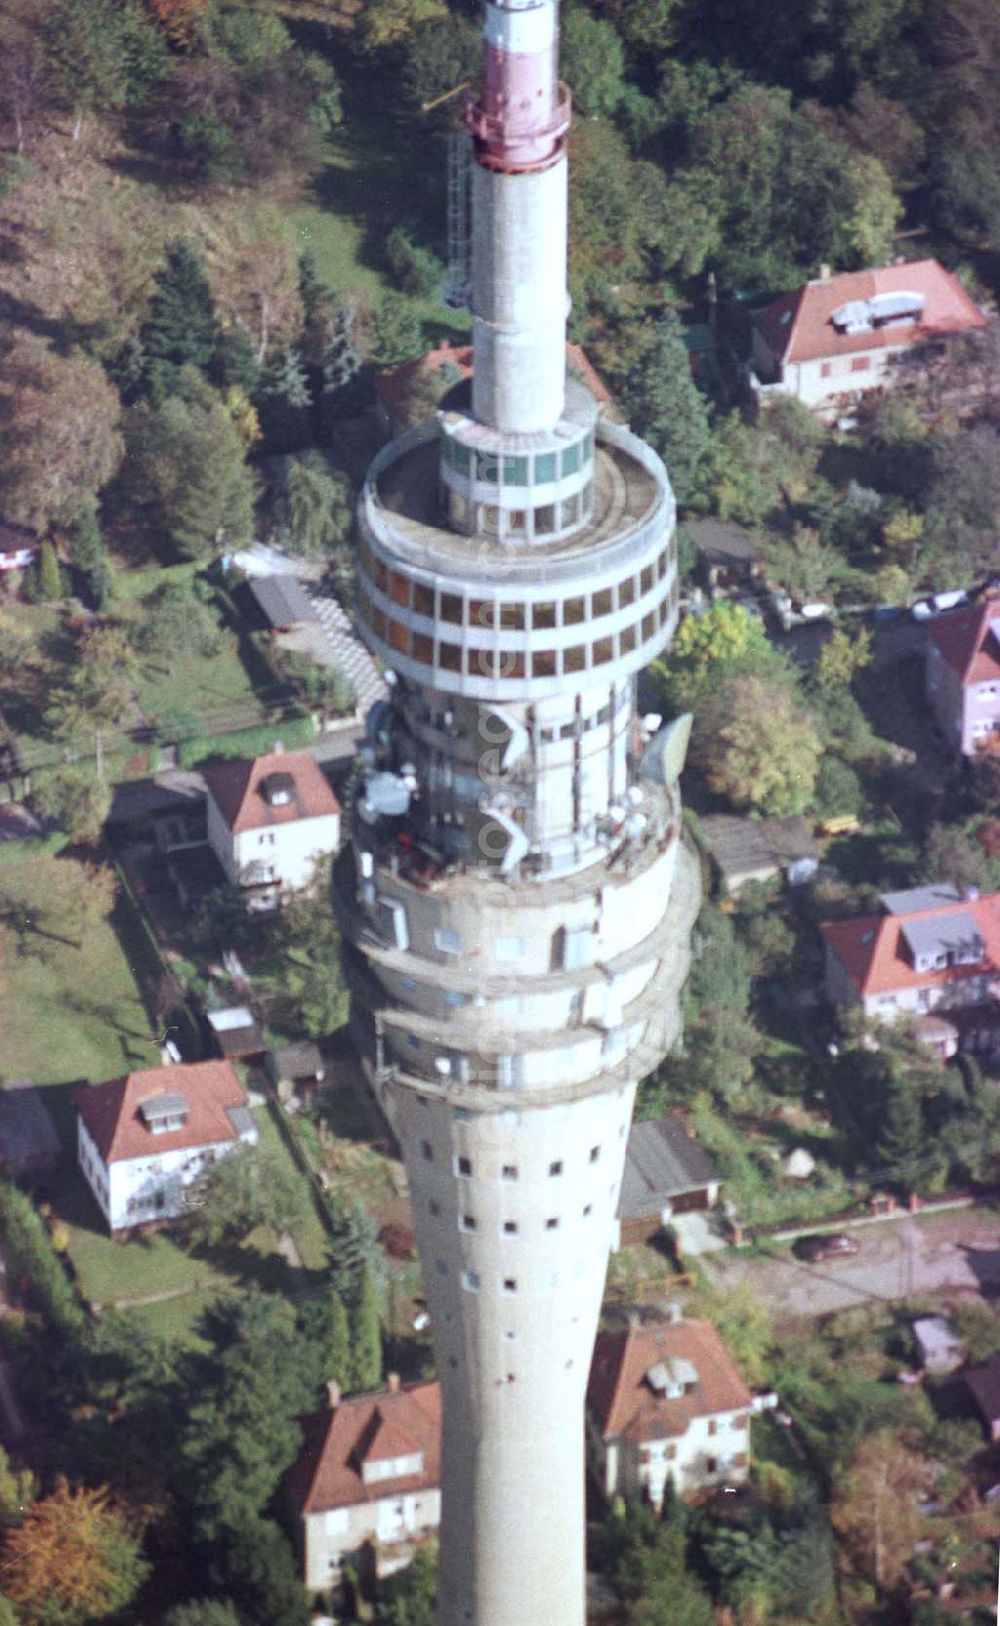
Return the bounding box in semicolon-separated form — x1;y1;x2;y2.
0;1181;84;1334
177;714;316;769
385;228;444;300
813;756;864;819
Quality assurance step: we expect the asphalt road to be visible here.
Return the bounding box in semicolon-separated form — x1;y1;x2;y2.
702;1209;1000;1321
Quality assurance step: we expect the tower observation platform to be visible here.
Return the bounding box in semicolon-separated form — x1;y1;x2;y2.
336;2;700;1622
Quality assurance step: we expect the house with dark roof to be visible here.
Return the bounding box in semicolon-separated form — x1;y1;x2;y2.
75;1060;257;1235
749;259;985;417
925;591;1000;757
964;1352;1000;1443
285;1375;442;1591
586;1315;753;1506
616;1115;721;1248
203;746;341;912
821;883;1000;1055
699;813;819;895
0;1083;60;1183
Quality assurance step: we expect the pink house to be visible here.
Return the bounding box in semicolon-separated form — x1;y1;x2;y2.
925;592;1000;757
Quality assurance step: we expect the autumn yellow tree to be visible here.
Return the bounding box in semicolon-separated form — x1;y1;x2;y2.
0;336;123;532
831;1431;927;1590
2;1479;148;1626
697;674;822;817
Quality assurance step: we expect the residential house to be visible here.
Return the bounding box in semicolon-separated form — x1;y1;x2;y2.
616;1114;722;1248
286;1375;442;1592
203;747;341;912
74;1060;258;1236
964;1352;1000;1443
586;1315;753;1507
749;259;985;417
925;592;1000;757
821;883;1000;1055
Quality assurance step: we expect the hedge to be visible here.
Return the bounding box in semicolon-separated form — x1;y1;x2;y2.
177;714;316;770
0;831;70;866
0;1179;84;1334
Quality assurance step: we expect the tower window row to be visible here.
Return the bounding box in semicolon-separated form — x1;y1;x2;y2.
441;433;594;485
360;591;677;681
420;1149;602;1177
360;545;672;627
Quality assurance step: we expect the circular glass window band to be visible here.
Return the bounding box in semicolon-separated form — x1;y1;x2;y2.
358;597;680;690
440;432;595;487
358;554;675;643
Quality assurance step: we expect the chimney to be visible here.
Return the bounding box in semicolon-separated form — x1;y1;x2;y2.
668;1301;683;1325
272;739;285;755
387;1371;401;1394
817;263;831;281
627;1310;641;1331
326;1380;341;1409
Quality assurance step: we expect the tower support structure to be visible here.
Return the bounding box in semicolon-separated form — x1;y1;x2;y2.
337;4;700;1622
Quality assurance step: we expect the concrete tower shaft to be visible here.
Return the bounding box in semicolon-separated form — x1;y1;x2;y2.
339;0;700;1621
468;0;570;434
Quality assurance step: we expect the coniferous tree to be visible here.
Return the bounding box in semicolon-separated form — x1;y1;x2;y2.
320;301;363;428
36;540;63;602
329;1291;351;1390
350;1264;383;1393
70;502;115;608
621;308;710;503
143;240;221;401
214;327;260;396
257;347;312;453
327;1197;384;1305
271;451;351;558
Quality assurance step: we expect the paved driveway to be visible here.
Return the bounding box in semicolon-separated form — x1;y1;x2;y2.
703;1210;1000;1321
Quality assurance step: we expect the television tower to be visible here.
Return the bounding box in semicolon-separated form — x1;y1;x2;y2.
337;1;700;1621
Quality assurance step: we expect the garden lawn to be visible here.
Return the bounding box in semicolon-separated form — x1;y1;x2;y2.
0;850;160;1088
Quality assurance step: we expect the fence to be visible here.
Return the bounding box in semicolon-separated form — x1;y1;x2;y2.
110;854;204;1062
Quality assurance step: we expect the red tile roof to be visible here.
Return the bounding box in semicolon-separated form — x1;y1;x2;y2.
588;1320;752;1444
287;1381;442;1516
821;891;1000;999
75;1060;250;1165
203;750;340;835
926;593;1000;687
374;341;616;425
753;259;985;367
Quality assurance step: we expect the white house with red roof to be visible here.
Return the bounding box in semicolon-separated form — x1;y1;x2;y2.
925;592;1000;757
821;884;1000;1055
285;1375;442;1591
75;1060;258;1235
586;1315;753;1507
203;747;341;912
750;259;985;416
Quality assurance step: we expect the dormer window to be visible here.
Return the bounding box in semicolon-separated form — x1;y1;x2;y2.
261;771;295;808
360;1451;425;1485
140;1093;189;1134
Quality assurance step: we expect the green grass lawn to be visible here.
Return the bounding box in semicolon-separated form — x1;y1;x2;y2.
0;849;161;1087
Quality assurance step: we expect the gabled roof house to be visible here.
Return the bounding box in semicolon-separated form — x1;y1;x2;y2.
587;1316;753;1507
286;1376;442;1591
750;259;985;416
925;592;1000;758
75;1060;257;1235
821;884;1000;1053
203;747;341;912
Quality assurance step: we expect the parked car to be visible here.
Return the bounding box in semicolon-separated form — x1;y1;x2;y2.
794;1232;860;1263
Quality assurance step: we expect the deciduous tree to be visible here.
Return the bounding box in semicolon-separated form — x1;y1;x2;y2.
1;1479;148;1626
0;335;123;532
831;1430;927;1589
32;770;112;845
184;1144;310;1250
696;674;822;816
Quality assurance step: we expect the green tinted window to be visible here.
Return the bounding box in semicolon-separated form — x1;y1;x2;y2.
476;451;500;483
451;441;471;474
503;455;529;485
561;442;581;476
534;452;557;483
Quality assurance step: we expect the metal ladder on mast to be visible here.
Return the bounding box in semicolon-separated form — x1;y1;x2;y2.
444;129;472;310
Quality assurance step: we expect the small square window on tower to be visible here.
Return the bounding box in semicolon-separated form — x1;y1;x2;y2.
456;1155;473;1177
549;1160;563;1177
503;1278;517;1294
589;1146;601;1163
502;1164;518;1181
